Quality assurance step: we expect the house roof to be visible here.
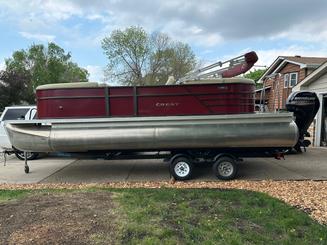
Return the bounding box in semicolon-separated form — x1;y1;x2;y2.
281;56;327;66
293;60;327;91
258;55;327;83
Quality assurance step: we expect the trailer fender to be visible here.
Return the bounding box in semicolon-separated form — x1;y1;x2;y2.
213;153;238;163
169;153;192;163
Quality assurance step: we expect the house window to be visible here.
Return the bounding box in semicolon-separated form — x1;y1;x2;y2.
283;73;298;88
284;74;289;88
289;72;298;87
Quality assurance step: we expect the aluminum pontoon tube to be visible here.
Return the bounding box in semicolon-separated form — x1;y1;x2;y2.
5;113;299;153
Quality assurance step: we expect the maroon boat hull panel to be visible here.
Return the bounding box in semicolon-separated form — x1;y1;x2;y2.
37;83;255;119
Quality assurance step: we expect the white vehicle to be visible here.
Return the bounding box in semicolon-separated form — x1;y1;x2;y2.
0;106;38;160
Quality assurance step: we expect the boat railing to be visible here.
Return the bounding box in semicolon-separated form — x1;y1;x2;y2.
166;51;258;85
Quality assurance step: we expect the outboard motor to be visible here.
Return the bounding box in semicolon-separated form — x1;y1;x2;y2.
286;91;320;152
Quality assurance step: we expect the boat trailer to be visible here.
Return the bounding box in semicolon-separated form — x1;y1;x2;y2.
18;148;287;180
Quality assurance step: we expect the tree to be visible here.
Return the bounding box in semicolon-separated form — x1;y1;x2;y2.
244;69;266;88
6;42;89;87
0;43;88;110
102;26;196;86
168;42;196;81
102;26;150;86
0;69;32;110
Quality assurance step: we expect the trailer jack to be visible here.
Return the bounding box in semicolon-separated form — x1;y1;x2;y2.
24;152;30;173
1;149;30;173
1;149;15;166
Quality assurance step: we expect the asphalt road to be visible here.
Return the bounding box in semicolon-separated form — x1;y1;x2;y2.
0;148;326;184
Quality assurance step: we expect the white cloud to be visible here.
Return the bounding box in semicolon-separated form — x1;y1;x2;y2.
161;21;223;47
40;1;83;21
85;65;104;83
1;0;327;69
1;0;326;49
190;26;203;35
86;14;109;23
273;20;327;44
19;31;55;42
256;45;327;67
0;61;5;71
0;0;82;22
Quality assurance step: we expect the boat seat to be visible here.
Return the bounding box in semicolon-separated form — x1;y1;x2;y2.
36;82;108;90
183;78;255;85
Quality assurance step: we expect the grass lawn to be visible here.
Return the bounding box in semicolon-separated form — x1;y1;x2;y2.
0;188;326;244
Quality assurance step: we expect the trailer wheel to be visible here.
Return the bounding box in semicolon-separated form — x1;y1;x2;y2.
170;156;194;181
213;156;238;180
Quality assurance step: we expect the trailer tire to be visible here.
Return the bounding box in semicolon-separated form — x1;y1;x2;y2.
170;156;194;181
213;156;238;180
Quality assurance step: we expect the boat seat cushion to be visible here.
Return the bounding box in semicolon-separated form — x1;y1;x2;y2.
36;82;108;90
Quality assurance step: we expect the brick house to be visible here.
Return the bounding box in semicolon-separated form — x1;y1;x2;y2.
256;56;327;111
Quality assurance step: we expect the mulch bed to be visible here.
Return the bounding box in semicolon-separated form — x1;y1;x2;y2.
0;180;326;225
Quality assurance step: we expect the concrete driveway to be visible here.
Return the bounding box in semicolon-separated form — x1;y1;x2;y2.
0;154;75;184
1;148;326;184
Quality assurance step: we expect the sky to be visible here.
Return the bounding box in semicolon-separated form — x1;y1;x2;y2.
1;0;327;82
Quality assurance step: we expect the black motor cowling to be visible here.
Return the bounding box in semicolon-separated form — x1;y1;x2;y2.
286;91;320;151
